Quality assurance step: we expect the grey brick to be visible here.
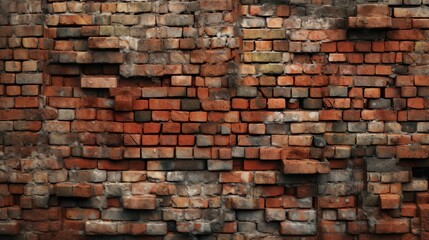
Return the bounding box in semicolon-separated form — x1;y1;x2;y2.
273;88;291;97
236;210;264;222
181;99;200;110
158;14;194;26
328;86;348;97
101;208;138;221
196;135;213;146
135;111;152;122
57;28;81;38
368;99;391;109
303;99;323;109
58;109;75;120
16;73;43;84
237;87;257;97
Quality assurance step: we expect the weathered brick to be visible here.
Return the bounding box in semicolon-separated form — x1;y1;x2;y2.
59;15;93;25
357;4;390;17
229;196;264;209
172;76;192;86
402;179;428;191
283;159;330;174
2;1;429;238
15;73;43;84
243;29;286;39
88;37;119;49
145;222;167;235
200;0;232;11
280;221;316;235
394;7;429;17
349;16;392;28
288;209;316;221
265;208;286;221
81;76;119;89
318;196;355;208
66;208;100;220
93;52;124;64
158;14;194;26
15;25;44;37
85;221;120;235
123;195;156;209
380;194;401;209
0;221;20;235
375;219;410;234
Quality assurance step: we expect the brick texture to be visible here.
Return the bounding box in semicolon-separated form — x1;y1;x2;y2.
1;0;429;238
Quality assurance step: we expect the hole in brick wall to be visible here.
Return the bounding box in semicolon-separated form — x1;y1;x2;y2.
348;29;387;41
82;64;119;76
412;167;429;178
399;165;429;203
399;159;429;168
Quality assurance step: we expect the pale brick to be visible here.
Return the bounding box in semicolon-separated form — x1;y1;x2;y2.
81;76;118;88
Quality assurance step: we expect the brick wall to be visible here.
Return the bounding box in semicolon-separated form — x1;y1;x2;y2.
1;0;429;239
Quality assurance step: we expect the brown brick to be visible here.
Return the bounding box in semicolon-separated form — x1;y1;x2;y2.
123;195;156;210
15;25;44;37
59;15;93;25
200;0;232;11
282;159;330;174
81;76;118;88
88;37;120;49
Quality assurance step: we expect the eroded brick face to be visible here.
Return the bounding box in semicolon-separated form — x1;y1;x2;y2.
1;0;429;238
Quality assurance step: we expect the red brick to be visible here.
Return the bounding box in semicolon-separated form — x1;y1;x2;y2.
114;95;133;111
392;18;412;29
201;64;228;77
267;98;286;109
337;42;354;52
321;42;336;53
149;99;180;110
201;100;230;111
0;221;19;235
283;159;330;174
346;54;363;64
375;219;410;234
350;16;392;28
364;88;381;98
65;208;100;220
357;4;389;17
380;194;401;209
276;5;290;17
15;97;39;108
220;172;253;183
387;30;425;40
353;43;370;54
357;65;375;75
319;110;342;121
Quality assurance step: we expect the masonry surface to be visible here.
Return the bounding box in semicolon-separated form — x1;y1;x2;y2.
2;0;429;239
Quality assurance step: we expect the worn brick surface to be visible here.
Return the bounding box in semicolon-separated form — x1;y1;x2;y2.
1;0;429;238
